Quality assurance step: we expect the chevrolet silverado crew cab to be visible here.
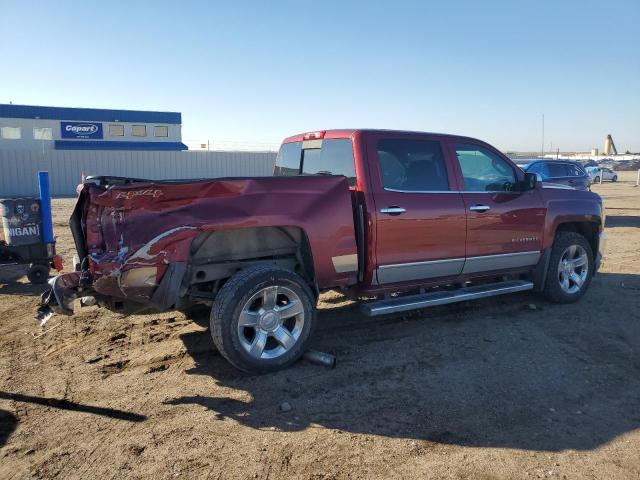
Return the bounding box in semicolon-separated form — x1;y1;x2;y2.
39;129;606;373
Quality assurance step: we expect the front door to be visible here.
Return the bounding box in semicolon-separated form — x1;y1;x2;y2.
449;141;545;274
368;133;467;284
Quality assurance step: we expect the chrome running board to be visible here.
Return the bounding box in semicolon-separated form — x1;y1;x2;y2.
361;280;534;317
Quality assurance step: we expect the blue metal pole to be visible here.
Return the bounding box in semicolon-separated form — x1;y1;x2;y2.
38;171;54;244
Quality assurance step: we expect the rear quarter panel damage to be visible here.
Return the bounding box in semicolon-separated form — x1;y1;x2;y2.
79;176;357;306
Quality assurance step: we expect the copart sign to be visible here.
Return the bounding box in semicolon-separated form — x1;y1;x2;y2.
61;121;103;139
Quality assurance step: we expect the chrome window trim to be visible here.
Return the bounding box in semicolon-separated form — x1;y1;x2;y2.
384;187;457;194
464;190;522;194
384;187;523;194
542;183;575;190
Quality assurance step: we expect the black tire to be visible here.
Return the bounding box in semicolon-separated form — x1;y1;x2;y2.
27;263;50;285
542;231;594;303
210;265;316;373
612;175;618;182
594;176;600;183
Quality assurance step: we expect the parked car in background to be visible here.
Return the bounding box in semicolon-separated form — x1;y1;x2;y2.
586;166;618;183
515;160;590;190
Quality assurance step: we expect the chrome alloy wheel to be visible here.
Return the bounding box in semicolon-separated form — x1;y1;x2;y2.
237;285;305;360
558;244;588;294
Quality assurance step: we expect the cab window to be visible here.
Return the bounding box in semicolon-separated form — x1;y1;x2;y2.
274;139;356;187
547;163;568;178
376;138;449;191
455;144;517;192
528;162;550;179
301;139;356;186
567;163;585;177
274;141;302;176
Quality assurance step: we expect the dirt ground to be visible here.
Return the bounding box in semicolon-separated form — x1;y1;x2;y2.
1;172;639;480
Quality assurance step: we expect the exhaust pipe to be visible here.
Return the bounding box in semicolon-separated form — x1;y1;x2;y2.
303;349;336;369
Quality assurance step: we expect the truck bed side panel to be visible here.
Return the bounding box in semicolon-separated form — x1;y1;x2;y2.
80;176;357;302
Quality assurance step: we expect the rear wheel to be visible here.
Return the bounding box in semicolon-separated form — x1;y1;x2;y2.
542;232;593;303
594;176;600;183
210;265;316;373
27;263;50;284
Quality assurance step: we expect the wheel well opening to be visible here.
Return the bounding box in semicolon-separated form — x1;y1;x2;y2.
184;226;316;298
556;222;598;254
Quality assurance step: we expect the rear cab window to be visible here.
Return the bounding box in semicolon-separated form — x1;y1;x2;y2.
274;138;356;187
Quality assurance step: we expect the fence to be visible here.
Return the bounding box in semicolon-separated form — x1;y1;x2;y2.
0;149;277;197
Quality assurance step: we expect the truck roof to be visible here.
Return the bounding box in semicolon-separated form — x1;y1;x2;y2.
281;129;484;145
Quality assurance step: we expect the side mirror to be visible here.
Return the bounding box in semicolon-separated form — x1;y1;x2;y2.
522;172;539;191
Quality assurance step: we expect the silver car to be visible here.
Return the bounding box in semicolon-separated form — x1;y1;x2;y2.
586;166;618;183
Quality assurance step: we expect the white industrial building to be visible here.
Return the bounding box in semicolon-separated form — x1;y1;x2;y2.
0;103;278;198
0;104;186;151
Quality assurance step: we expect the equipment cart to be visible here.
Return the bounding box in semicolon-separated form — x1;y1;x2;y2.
0;172;63;284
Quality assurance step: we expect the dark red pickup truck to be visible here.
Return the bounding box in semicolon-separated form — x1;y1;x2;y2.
40;129;606;372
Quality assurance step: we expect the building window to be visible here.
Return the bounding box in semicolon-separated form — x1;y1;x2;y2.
154;125;168;137
109;124;125;136
132;125;146;137
1;126;21;139
33;127;53;140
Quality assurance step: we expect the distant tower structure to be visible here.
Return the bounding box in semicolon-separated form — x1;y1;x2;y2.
604;134;618;156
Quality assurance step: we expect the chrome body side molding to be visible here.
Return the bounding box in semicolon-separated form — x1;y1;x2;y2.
461;251;541;275
377;257;465;284
376;251;541;284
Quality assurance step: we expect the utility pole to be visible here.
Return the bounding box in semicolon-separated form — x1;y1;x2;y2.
541;114;545;158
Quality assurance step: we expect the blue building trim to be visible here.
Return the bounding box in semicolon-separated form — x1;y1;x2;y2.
54;140;188;151
0;104;181;124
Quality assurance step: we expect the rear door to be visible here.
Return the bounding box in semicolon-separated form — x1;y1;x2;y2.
566;163;589;190
449;140;545;274
604;168;615;181
367;133;467;285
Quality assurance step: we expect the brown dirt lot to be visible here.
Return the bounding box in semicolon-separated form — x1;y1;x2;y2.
1;172;639;479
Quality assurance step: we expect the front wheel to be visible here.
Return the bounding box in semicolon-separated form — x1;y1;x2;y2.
594;176;600;183
210;265;316;373
612;175;618;182
542;232;594;303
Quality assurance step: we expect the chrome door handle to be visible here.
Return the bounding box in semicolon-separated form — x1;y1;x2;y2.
469;204;491;212
380;207;406;215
